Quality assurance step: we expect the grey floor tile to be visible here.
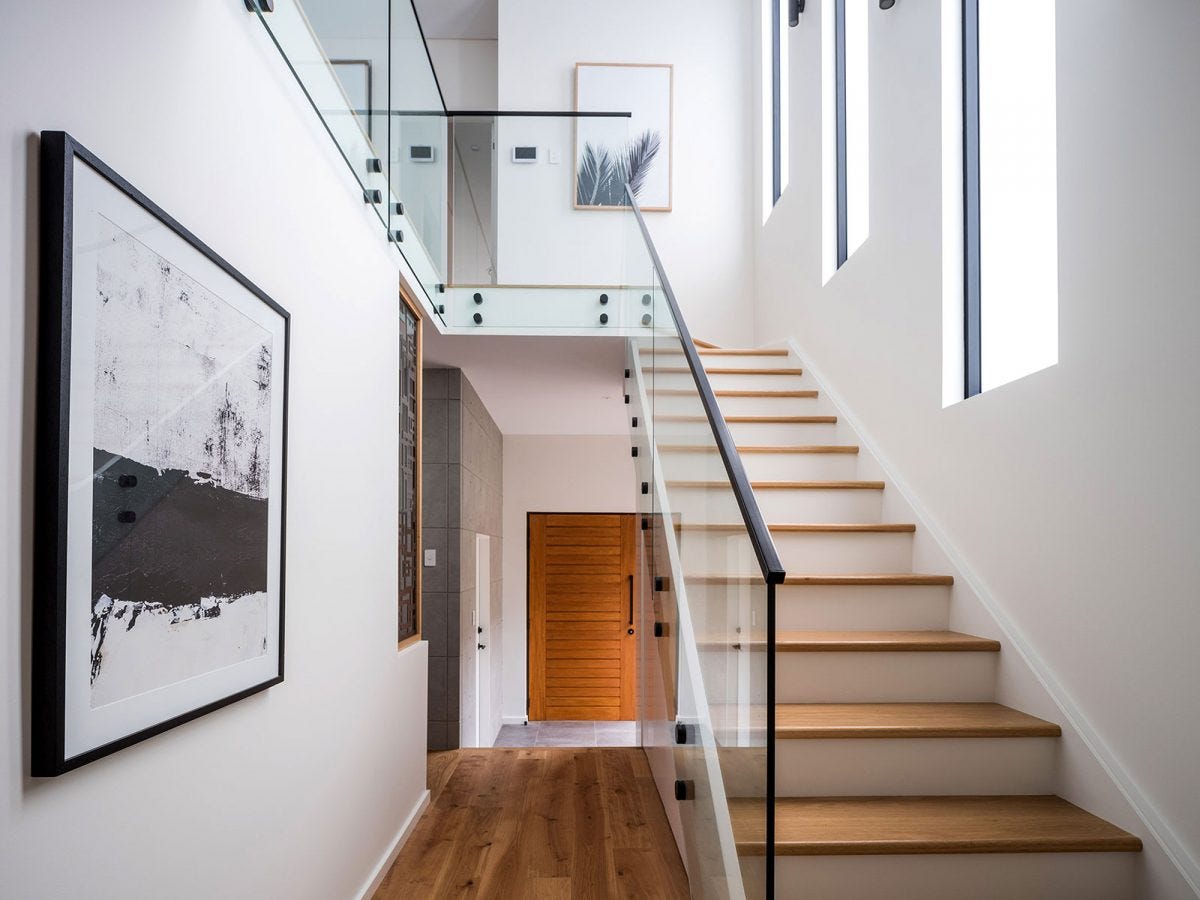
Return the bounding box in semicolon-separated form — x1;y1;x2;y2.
594;721;637;747
493;724;538;747
534;722;597;747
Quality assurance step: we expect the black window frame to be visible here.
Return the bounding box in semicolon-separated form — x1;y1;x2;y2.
834;0;849;268
963;0;982;397
771;0;783;206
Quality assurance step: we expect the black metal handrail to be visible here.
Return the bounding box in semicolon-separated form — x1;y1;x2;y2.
626;185;786;586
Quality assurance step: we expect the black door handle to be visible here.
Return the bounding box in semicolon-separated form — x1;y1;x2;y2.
477;643;487;650
627;575;635;634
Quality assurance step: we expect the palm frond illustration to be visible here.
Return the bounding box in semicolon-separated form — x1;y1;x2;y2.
576;143;616;207
577;129;662;207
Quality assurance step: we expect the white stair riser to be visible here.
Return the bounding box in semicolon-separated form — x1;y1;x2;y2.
701;354;798;370
775;585;952;631
775;737;1057;797
652;371;809;392
773;853;1135;900
650;419;842;445
776;651;997;702
650;393;822;417
728;421;842;444
638;350;796;367
667;487;884;524
691;585;772;643
678;531;913;576
659;450;861;482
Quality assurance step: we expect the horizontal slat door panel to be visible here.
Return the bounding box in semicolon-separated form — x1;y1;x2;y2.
545;514;623;528
547;677;622;689
529;513;637;721
545;527;622;544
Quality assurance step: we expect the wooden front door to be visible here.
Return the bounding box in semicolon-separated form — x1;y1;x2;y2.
528;513;637;721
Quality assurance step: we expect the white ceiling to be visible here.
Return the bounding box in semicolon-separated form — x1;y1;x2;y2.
412;0;498;40
423;333;631;435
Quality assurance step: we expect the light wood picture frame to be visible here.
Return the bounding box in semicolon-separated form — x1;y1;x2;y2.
574;63;674;212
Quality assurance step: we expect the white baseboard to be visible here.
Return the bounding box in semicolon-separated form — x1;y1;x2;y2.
355;788;431;900
783;335;1200;898
502;715;528;726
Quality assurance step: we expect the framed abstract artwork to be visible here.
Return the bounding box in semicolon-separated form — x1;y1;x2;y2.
574;63;673;211
33;131;290;775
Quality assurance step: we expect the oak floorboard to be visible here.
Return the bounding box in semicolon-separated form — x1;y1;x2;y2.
374;749;687;899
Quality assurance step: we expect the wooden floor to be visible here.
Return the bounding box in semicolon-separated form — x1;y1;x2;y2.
375;748;689;899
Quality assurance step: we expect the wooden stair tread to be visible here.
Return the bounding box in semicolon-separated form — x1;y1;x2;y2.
653;366;804;375
700;630;995;654
658;444;858;455
776;630;997;651
729;795;1142;856
677;523;914;534
665;480;884;490
649;389;818;398
657;414;836;424
641;347;790;357
775;702;1057;739
691;573;954;586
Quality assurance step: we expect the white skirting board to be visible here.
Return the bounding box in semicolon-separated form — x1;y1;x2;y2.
355;788;431;900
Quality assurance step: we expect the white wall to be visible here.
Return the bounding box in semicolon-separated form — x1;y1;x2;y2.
427;39;499;110
754;2;1200;894
0;3;428;898
495;0;756;346
500;435;637;722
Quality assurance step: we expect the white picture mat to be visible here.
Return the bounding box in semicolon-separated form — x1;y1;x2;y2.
575;64;673;210
64;158;285;761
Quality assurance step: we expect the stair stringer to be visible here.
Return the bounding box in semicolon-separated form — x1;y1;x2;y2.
775;334;1200;899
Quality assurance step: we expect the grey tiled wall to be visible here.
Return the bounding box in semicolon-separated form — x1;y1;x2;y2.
422;368;502;751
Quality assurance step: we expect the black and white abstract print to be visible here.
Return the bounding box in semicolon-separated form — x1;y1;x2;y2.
89;216;272;707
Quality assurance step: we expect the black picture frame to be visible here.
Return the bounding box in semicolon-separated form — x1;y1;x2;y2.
33;131;290;776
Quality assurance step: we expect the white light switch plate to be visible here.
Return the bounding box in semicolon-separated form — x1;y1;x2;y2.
548;148;561;165
424;549;437;567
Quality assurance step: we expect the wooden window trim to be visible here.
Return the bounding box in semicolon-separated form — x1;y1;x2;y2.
398;282;424;649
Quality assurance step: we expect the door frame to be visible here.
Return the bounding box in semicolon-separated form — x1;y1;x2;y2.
526;511;639;722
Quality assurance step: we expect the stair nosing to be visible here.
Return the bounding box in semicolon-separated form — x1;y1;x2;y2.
773;702;1059;739
665;480;885;490
690;573;954;586
775;630;998;651
730;796;1144;857
677;523;914;534
658;444;858;455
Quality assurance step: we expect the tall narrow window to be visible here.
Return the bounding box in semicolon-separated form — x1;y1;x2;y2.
835;0;848;264
963;0;1059;397
824;0;868;280
764;0;789;214
963;0;981;395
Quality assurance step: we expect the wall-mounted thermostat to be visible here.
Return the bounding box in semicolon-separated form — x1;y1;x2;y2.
409;145;436;163
512;146;538;164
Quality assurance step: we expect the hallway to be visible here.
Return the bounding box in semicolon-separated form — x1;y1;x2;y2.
375;749;688;898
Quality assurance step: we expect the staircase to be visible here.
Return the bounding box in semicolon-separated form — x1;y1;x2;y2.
648;344;1143;899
